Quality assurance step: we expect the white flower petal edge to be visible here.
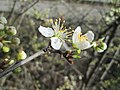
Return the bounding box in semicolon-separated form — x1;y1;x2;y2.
84;31;94;42
72;26;81;44
103;43;107;50
51;37;62;50
38;26;54;37
76;41;92;50
96;43;107;53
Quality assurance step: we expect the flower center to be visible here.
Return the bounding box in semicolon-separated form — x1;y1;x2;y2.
78;33;88;41
54;30;63;38
59;30;64;33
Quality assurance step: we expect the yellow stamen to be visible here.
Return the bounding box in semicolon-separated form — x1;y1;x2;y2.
49;19;53;23
59;30;64;33
56;19;58;22
55;21;57;26
59;18;61;21
78;33;88;41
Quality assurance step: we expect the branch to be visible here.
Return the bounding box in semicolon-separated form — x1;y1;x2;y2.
19;0;39;16
0;50;45;78
7;0;17;20
12;0;39;24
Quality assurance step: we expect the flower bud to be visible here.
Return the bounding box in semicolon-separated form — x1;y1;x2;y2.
0;17;7;24
2;46;10;53
0;30;5;36
0;42;3;48
93;41;107;53
17;51;27;60
6;26;17;35
0;24;4;30
11;37;20;45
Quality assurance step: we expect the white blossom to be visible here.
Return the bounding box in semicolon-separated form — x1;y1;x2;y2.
38;19;71;50
72;26;94;50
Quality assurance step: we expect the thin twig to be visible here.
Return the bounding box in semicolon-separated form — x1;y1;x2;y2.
13;0;39;24
7;0;17;20
0;50;45;78
19;0;39;16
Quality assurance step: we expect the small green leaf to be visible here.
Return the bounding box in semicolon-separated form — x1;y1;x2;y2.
73;55;81;59
9;60;15;65
77;49;81;54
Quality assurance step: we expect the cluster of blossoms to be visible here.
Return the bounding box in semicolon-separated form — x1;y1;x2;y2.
38;18;107;64
0;16;27;69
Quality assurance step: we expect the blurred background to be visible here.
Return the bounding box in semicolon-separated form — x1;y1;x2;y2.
0;0;120;90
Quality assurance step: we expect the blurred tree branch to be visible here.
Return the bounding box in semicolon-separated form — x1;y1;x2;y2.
100;47;120;81
12;0;39;24
7;0;17;22
0;50;45;78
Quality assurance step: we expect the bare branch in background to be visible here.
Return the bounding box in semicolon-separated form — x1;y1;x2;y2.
13;0;39;24
100;47;120;81
7;0;17;22
0;50;45;78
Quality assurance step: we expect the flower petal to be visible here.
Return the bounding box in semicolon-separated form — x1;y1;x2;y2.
51;37;62;50
72;26;81;44
84;31;94;42
76;41;92;50
102;43;107;50
38;26;54;37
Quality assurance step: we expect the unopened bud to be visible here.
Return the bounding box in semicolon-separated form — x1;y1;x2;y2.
93;41;107;53
2;46;10;53
0;42;3;48
11;37;20;45
6;26;17;35
0;24;4;30
0;17;7;24
17;51;27;60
